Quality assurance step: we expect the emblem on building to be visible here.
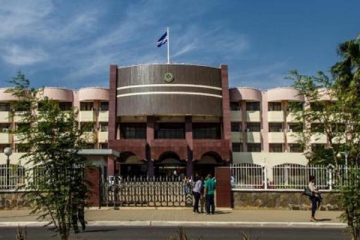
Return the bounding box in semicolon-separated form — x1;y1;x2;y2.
164;72;174;83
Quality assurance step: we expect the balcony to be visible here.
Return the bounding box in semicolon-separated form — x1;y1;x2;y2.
0;112;11;122
79;111;94;122
286;112;301;122
98;111;109;122
0;132;10;144
246;132;261;143
14;112;25;122
98;132;108;143
231;132;243;142
268;132;284;143
246;111;260;122
230;111;242;122
310;133;327;143
286;132;302;143
268;111;284;122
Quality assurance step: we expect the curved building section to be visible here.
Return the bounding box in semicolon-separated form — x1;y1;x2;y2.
78;87;109;101
116;64;223;116
266;87;303;102
42;87;74;102
0;88;18;101
108;64;231;178
229;87;262;102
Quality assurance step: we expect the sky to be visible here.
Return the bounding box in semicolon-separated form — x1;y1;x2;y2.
0;0;359;90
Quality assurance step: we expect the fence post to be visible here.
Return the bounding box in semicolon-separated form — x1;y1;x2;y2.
328;167;333;191
263;166;268;190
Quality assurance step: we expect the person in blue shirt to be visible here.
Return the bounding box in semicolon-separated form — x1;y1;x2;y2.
204;174;216;215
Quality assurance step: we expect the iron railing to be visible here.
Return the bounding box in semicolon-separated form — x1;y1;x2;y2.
102;176;193;207
231;163;359;191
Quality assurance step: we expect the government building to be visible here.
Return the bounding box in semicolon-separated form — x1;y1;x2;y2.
0;63;329;180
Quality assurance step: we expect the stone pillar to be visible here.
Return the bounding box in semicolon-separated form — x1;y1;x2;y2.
215;167;232;208
86;167;101;207
146;116;155;177
107;156;115;176
185;116;193;177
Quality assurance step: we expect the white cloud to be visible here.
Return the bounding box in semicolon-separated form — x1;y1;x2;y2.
2;45;48;65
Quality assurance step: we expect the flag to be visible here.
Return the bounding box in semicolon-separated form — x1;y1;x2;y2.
157;31;168;47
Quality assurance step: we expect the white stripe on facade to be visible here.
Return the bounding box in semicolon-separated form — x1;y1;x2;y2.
117;84;222;91
117;91;223;98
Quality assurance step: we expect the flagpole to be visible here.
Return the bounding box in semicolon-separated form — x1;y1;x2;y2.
167;27;170;64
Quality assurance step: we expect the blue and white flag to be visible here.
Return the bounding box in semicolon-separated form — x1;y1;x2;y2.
157;31;168;47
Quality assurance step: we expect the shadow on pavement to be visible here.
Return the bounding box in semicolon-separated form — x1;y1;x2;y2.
316;218;332;222
83;228;116;233
214;211;231;215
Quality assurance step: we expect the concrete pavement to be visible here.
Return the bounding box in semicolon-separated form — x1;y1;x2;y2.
0;208;346;228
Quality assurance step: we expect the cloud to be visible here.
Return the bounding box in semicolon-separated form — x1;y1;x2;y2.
1;45;48;65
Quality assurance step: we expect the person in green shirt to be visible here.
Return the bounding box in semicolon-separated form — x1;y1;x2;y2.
204;174;216;214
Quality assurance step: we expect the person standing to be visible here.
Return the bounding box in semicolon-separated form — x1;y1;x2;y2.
308;175;322;222
192;176;202;213
204;174;216;215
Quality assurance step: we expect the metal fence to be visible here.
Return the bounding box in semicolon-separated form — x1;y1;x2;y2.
231;163;358;191
101;176;193;207
0;165;26;190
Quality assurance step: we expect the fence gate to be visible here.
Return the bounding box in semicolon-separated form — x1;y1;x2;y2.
101;177;193;207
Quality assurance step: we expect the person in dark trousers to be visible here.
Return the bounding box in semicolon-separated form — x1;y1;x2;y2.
308;175;322;222
204;174;216;215
192;176;203;213
72;198;86;233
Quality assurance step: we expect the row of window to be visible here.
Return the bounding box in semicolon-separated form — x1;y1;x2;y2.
230;101;332;112
231;122;345;133
232;143;304;153
0;102;109;112
119;123;221;139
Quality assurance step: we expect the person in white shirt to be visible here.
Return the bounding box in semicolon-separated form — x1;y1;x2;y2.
192;176;203;213
308;175;322;221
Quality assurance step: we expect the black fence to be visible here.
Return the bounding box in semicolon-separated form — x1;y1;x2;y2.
101;176;193;207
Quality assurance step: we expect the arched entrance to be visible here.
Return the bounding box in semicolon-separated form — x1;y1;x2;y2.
154;151;186;178
193;152;223;178
119;152;147;177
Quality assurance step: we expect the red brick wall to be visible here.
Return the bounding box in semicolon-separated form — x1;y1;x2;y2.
86;167;100;207
215;167;232;208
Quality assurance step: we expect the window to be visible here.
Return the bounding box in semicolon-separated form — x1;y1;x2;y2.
0;103;10;111
247;143;261;152
80;102;94;111
80;122;94;132
232;143;243;152
269;144;283;152
59;102;72;111
231;122;241;132
99;143;108;149
311;123;324;133
120;123;146;139
99;102;109;111
288;101;304;111
246;122;260;132
230;102;241;111
0;123;11;133
311;144;325;152
193;123;220;139
289;144;303;152
0;144;11;152
288;123;303;132
268;102;282;111
310;102;325;111
269;123;283;132
15;144;30;152
99;123;108;132
156;123;185;139
246;102;260;111
14;101;30;111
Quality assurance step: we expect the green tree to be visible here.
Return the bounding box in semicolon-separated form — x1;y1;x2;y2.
289;35;360;240
6;72;88;240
